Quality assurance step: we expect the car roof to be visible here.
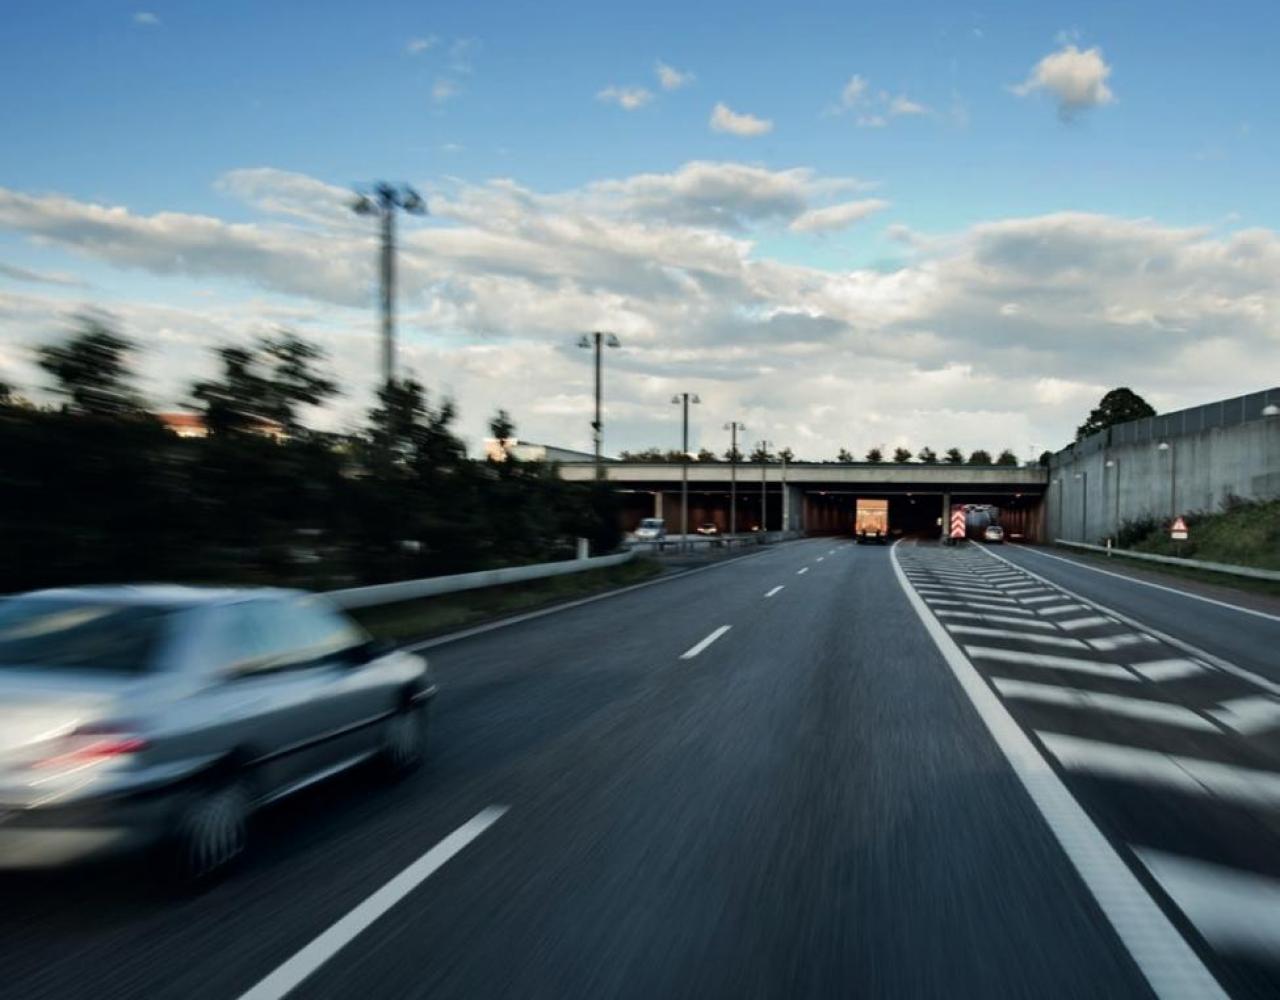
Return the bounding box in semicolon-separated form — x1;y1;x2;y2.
7;584;310;609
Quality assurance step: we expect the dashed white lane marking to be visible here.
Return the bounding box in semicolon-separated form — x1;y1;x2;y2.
949;626;1087;650
816;556;825;562
1130;658;1206;682
1039;733;1280;808
1087;633;1158;652
764;585;785;598
680;625;732;659
1134;849;1280;961
1210;695;1280;735
964;646;1138;681
237;807;508;1000
991;678;1218;732
1057;615;1117;631
796;567;809;576
889;542;1227;1000
936;611;1058;630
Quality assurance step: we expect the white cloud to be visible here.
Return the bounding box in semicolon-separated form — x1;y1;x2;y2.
1012;44;1115;118
2;169;1277;457
789;198;890;234
597;86;653;111
709;102;773;137
406;36;438;55
133;11;159;26
833;75;929;126
432;78;460;104
0;262;84;287
656;61;694;91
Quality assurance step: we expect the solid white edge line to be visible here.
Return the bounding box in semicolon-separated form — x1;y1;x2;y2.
977;545;1280;699
406;545;779;652
889;540;1226;1000
680;624;732;659
237;806;508;1000
1018;546;1280;625
764;585;785;598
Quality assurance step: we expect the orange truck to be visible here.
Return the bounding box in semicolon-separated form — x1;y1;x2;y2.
854;498;889;544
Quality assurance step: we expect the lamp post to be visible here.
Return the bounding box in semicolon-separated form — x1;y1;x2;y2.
1157;441;1176;520
1074;471;1088;542
756;440;772;538
1104;458;1120;540
724;421;745;539
672;393;701;552
577;332;620;481
352;183;426;388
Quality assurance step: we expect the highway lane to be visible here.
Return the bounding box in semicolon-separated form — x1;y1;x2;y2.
992;544;1280;688
3;537;1158;999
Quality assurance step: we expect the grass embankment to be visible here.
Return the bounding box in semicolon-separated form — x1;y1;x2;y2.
1124;497;1280;571
1062;497;1280;598
348;556;663;643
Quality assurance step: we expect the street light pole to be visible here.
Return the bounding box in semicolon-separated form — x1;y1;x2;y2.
352;183;426;388
724;421;745;539
1158;441;1176;520
578;332;620;481
757;440;772;539
1074;471;1088;542
1105;458;1120;540
672;393;701;552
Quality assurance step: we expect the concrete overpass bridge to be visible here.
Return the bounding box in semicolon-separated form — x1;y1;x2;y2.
557;461;1049;540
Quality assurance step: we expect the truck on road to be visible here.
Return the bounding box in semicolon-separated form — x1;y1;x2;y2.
855;498;889;544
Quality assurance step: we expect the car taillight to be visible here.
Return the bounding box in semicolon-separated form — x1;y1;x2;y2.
30;731;150;769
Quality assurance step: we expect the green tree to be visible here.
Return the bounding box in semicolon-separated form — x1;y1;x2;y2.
723;445;743;463
696;447;718;462
488;409;516;464
968;449;993;465
0;380;11;407
865;447;883;463
917;446;938;464
778;446;795;463
749;443;772;463
191;333;338;437
1076;387;1155;441
995;448;1019;466
1038;450;1053;467
37;313;142;417
943;447;964;464
836;447;854;463
892;446;913;463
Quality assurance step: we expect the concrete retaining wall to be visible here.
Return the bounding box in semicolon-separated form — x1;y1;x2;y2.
1047;388;1280;543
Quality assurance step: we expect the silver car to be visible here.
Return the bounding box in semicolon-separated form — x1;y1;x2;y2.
0;586;436;883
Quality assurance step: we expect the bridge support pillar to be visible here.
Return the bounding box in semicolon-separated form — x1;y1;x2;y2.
940;492;950;543
654;491;663;519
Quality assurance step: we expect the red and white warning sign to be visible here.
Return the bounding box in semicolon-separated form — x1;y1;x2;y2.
950;506;967;540
1170;516;1189;541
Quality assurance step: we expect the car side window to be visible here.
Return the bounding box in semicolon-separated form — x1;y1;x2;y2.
276;598;364;663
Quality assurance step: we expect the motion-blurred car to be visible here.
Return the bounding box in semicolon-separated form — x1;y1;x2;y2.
633;518;667;541
0;586;435;883
982;524;1005;543
695;523;719;536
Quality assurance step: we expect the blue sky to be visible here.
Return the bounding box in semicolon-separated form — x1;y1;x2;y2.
1;1;1277;457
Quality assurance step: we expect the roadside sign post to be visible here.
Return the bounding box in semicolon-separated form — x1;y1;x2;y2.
1170;515;1189;556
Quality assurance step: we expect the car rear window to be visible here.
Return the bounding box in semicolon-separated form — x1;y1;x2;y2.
0;598;175;674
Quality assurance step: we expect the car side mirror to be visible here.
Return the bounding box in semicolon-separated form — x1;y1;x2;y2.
344;637;394;666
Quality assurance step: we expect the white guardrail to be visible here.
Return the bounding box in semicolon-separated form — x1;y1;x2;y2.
1054;539;1280;582
326;550;635;610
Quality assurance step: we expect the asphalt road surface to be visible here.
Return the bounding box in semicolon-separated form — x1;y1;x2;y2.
5;537;1280;999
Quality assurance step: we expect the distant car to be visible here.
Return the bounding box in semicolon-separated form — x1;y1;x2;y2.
695;523;719;536
983;524;1005;543
634;518;667;541
0;586;435;883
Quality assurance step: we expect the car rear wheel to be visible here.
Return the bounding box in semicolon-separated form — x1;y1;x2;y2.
379;702;428;778
169;777;249;888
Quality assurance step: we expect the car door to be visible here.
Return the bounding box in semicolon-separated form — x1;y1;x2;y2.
220;598;352;795
274;597;396;765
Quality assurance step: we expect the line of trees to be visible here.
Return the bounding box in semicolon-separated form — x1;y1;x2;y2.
619;444;1021;465
0;314;620;593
